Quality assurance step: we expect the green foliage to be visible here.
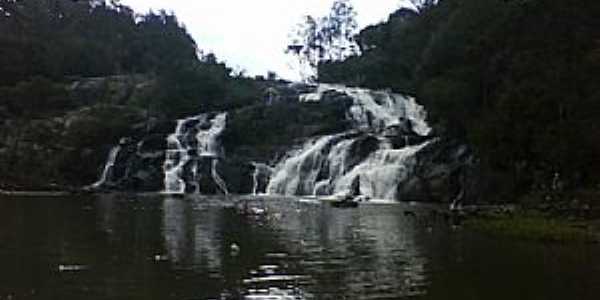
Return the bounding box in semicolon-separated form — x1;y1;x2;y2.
144;56;263;118
465;212;596;243
0;0;266;189
0;0;265;119
223;100;349;161
287;0;359;80
319;0;600;200
0;0;198;83
0;77;72;118
62;105;145;148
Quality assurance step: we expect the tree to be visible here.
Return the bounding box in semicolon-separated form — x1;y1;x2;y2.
286;0;359;81
314;0;600;202
321;0;359;60
408;0;438;13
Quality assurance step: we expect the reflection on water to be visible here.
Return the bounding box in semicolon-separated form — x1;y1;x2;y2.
243;199;429;299
163;197;224;272
0;195;599;300
163;199;426;299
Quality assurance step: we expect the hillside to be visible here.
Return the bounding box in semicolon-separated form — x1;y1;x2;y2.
319;0;600;204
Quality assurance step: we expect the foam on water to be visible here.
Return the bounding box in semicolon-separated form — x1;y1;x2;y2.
267;84;432;201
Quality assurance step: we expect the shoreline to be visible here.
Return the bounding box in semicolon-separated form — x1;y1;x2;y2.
2;189;599;243
0;189;79;197
464;210;600;244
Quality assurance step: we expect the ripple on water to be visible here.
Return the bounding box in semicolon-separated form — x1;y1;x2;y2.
1;195;599;300
242;262;311;300
244;287;307;300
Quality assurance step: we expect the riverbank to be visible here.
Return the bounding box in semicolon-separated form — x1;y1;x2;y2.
0;189;75;197
0;186;90;197
2;187;599;244
464;210;600;243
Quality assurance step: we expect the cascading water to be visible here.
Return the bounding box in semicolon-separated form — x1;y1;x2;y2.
89;145;122;189
90;83;443;198
266;84;432;200
300;84;431;136
266;134;343;196
211;159;228;195
163;112;229;195
163;118;192;194
332;141;431;199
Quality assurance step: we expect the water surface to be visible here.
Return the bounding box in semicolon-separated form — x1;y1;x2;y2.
0;194;598;300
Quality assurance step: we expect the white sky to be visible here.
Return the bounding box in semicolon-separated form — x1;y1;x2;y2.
121;0;411;80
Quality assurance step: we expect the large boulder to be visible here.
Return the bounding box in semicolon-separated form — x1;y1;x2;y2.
397;138;478;204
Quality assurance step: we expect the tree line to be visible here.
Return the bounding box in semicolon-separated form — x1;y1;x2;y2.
0;0;262;118
311;0;600;202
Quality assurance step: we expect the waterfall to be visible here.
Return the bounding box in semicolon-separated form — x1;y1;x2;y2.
163;117;193;194
300;84;431;135
196;113;227;156
313;138;355;195
252;164;260;195
266;134;344;195
267;84;432;201
211;159;228;195
89;145;121;189
332;141;431;199
162;112;229;194
89;83;435;198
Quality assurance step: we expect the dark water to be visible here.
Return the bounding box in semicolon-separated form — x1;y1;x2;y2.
0;195;599;300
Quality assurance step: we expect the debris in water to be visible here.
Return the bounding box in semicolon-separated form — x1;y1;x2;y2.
230;243;240;256
58;265;88;272
154;254;169;262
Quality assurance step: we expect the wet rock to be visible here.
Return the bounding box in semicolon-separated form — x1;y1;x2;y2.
397;138;477;204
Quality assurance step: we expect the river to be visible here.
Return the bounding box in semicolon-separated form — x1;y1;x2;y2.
0;194;598;300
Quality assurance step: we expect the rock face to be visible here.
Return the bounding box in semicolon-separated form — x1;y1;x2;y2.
89;134;168;192
68;74;155;106
398;138;477;204
88;82;478;204
91;83;332;194
0;75;156;191
262;84;438;201
1;76;478;204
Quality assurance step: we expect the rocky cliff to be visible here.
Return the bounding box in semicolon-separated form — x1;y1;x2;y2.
0;75;157;190
1;76;476;205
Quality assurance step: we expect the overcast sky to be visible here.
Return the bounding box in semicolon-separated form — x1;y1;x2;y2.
121;0;411;80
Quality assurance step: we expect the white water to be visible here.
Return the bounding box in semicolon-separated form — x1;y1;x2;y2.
300;84;431;135
332;141;431;199
163;113;229;194
267;134;342;196
90;145;121;189
211;159;229;195
163;118;191;194
313;138;355;195
197;113;228;156
267;84;432;201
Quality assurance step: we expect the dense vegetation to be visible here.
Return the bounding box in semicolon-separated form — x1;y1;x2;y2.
0;0;264;189
223;95;350;160
2;0;599;205
0;0;261;118
318;0;600;203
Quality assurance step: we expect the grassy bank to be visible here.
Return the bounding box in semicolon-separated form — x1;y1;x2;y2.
465;212;599;243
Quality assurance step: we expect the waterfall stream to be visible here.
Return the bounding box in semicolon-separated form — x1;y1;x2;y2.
300;84;431;136
163;112;229;195
90;84;433;199
89;145;122;189
266;84;432;200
